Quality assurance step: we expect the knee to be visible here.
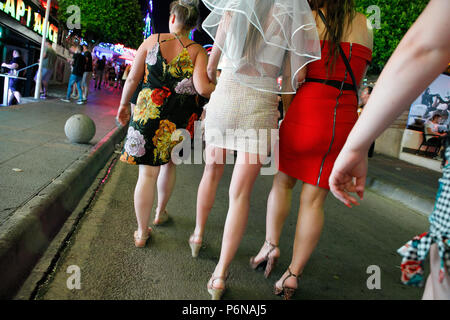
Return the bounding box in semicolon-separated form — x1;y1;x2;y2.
139;166;160;181
275;176;296;190
204;163;224;180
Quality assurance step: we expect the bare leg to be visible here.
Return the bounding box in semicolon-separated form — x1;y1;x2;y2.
13;91;22;104
422;243;450;300
134;165;160;238
252;171;297;264
276;182;328;290
8;89;13;105
155;160;176;220
192;145;226;241
211;151;264;289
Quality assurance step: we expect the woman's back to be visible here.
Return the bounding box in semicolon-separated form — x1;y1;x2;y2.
305;10;373;84
314;10;373;50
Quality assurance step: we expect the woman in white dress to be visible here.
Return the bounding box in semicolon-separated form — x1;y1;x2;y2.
188;0;321;299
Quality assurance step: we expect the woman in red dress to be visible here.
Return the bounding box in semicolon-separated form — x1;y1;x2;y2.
249;0;373;299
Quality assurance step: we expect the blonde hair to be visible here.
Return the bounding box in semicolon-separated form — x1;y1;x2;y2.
170;0;200;31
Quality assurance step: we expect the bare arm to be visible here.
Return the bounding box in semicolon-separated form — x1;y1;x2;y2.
207;12;231;83
116;37;151;126
329;0;450;207
193;48;216;98
1;63;19;70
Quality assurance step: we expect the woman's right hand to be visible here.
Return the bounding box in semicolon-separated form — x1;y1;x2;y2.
207;68;217;85
116;104;131;127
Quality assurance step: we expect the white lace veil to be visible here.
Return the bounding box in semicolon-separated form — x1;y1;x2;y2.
202;0;321;94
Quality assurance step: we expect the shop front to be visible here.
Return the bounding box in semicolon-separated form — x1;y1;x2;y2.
0;0;70;102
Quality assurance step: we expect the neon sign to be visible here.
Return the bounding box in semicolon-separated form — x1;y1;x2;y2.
0;0;59;43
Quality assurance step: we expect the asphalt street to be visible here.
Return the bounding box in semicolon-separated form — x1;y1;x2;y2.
35;153;427;300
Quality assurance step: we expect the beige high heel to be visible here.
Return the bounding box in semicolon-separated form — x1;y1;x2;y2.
134;227;152;248
249;240;279;278
207;274;228;300
153;210;169;226
189;234;203;258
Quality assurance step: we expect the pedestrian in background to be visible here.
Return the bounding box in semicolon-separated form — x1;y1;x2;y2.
81;45;93;102
34;40;57;99
61;45;86;105
116;0;215;249
95;56;106;90
1;49;26;105
329;0;450;300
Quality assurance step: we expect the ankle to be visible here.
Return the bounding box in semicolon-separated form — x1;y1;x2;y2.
193;228;203;238
287;265;302;278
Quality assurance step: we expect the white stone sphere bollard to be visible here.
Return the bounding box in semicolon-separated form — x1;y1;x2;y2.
64;114;96;144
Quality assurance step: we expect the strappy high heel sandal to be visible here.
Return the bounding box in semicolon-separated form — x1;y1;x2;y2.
134;227;152;248
188;234;203;258
249;240;279;278
153;210;169;226
274;268;300;300
207;273;228;300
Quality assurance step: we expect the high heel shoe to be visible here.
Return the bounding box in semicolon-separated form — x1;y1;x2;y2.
274;268;300;300
153;210;169;226
134;227;152;248
249;240;279;278
189;234;203;258
207;273;228;300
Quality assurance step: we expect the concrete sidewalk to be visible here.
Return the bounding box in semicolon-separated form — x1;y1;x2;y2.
0;84;127;298
367;154;440;216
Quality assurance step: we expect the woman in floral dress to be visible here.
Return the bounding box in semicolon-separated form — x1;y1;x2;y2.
116;0;215;247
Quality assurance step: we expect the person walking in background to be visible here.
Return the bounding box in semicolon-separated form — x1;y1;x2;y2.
328;0;450;300
1;49;26;106
116;0;215;249
81;45;93;102
95;56;106;90
61;45;86;105
191;0;321;300
34;40;57;99
249;0;373;300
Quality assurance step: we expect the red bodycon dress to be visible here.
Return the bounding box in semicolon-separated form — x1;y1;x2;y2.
279;40;372;189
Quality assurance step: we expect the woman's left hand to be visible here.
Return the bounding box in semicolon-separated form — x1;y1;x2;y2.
116;104;131;127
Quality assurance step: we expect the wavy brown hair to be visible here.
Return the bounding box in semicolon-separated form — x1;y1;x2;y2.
309;0;356;74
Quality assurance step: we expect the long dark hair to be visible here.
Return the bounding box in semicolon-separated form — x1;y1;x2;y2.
309;0;356;73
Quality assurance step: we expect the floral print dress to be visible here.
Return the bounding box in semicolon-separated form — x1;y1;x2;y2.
120;34;204;166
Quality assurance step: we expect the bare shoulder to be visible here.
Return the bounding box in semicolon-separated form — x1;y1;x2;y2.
350;12;374;49
140;34;160;50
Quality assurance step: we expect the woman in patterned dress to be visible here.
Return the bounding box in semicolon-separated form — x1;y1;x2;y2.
116;0;215;247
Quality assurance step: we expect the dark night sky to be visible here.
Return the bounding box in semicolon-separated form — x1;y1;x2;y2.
139;0;213;46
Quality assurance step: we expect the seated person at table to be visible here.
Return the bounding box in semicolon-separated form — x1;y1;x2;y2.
426;113;447;137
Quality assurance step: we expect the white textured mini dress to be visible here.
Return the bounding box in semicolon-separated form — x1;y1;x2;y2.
204;59;279;156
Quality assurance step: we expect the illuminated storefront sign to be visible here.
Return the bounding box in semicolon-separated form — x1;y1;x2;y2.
0;0;59;43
